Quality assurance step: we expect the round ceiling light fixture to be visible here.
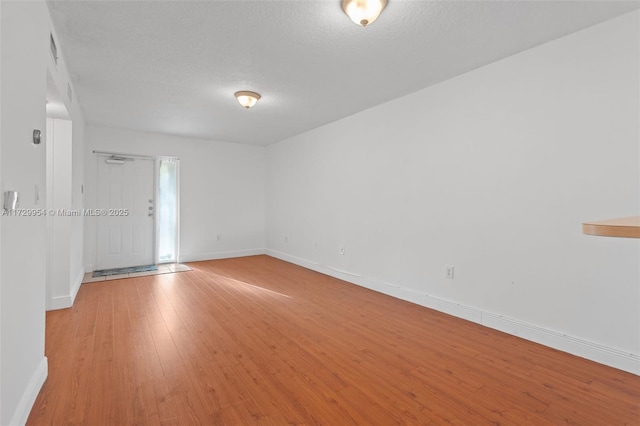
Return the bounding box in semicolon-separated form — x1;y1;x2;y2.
234;91;261;109
342;0;388;27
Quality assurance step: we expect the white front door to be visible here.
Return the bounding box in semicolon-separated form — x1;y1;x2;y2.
96;156;155;270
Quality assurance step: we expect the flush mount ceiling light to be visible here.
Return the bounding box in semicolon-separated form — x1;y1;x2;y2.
342;0;387;27
234;91;261;109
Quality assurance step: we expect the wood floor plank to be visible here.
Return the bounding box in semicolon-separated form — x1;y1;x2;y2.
27;255;640;425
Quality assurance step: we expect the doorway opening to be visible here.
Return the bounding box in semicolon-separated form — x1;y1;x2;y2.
93;152;179;270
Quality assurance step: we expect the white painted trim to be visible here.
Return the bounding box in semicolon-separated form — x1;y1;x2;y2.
480;313;640;375
266;249;640;376
48;295;71;311
70;266;84;304
174;159;181;265
9;357;48;426
47;267;85;311
179;248;265;263
155;157;180;265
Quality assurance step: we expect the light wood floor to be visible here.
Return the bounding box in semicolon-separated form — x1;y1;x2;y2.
28;255;639;425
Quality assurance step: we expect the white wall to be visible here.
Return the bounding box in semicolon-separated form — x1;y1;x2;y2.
85;126;266;269
70;113;85;294
267;11;640;374
45;5;87;311
46;118;76;310
0;1;49;424
0;1;4;420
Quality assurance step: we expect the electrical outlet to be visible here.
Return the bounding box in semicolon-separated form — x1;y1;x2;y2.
445;265;454;279
284;235;288;243
339;246;345;255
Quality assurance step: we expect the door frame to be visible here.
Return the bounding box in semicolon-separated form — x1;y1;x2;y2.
94;152;156;269
155;156;180;264
92;150;180;268
92;150;181;269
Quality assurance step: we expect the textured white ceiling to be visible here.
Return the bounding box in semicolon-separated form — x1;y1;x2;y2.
47;0;639;146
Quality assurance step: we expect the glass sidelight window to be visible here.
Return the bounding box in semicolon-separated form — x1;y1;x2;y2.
157;158;179;263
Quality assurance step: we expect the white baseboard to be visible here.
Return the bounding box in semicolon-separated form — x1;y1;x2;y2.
48;295;71;311
480;313;640;375
47;267;85;311
9;357;48;426
179;248;266;263
71;266;84;303
266;249;640;376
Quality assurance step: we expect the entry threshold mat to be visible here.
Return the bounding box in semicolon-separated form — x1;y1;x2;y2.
92;264;158;277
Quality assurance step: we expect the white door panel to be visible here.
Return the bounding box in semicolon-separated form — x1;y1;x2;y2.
96;157;154;269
